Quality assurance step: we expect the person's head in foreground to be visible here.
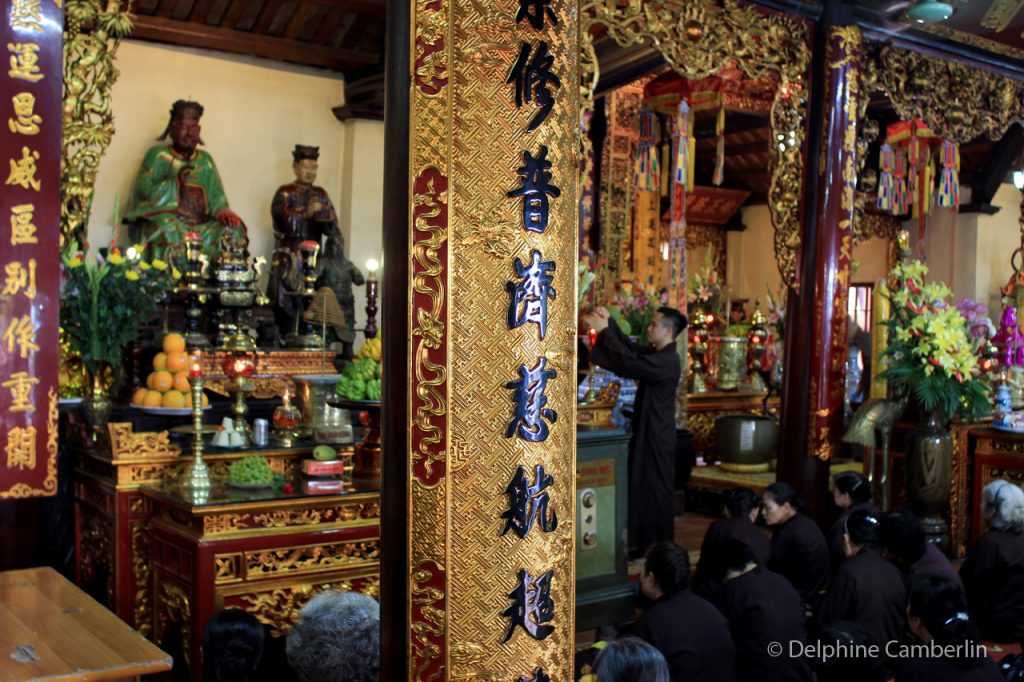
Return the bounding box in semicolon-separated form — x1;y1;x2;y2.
907;575;985;668
201;608;265;682
982;479;1024;533
810;621;885;682
641;541;690;601
593;636;670;682
286;590;380;682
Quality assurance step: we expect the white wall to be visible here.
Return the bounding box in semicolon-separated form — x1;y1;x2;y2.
724;204;783;309
339;119;385;340
91;40;346;292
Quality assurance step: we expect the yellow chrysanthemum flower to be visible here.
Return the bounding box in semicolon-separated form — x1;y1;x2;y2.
66;256;82;268
125;270;140;281
152;259;168;271
109;253;125;266
139;261;151;271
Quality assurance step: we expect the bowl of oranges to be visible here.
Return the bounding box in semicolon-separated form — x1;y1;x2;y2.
130;332;211;415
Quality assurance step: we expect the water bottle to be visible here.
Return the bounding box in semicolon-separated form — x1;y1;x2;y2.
253;419;269;448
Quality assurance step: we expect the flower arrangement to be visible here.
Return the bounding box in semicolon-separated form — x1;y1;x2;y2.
61;243;179;378
687;251;726;322
604;282;663;337
578;259;597;311
953;298;995;353
880;259;988;421
765;287;786;342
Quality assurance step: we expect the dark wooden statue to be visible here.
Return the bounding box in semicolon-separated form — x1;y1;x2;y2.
267;145;347;338
318;232;365;358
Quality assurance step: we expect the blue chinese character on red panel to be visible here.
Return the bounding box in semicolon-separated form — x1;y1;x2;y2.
501;568;555;643
507;146;560;234
506;249;556;339
507;41;561;133
516;0;558;31
505;357;557;442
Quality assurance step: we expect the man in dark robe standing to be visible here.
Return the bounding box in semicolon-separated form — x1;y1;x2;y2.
584;305;686;556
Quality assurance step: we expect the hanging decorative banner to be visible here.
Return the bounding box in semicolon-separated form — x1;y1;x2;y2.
0;0;62;499
406;0;578;678
936;139;960;209
632;109;660;192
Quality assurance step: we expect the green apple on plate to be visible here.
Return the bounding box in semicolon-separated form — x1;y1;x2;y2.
312;444;337;461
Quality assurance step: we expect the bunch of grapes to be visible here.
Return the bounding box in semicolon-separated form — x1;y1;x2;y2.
228;456;274;485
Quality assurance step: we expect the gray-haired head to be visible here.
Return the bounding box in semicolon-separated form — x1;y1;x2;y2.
285;591;380;682
983;479;1024;533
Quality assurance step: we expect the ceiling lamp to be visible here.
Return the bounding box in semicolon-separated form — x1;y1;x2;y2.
907;0;954;23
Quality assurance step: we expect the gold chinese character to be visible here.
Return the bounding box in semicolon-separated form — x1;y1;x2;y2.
3;315;39;359
5;425;36;470
9;93;40;135
2;372;38;413
10;0;44;31
6;147;40;191
8;43;43;82
10;204;36;244
2;259;36;300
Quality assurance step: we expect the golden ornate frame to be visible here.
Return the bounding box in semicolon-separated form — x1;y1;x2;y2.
61;0;133;247
580;0;811;290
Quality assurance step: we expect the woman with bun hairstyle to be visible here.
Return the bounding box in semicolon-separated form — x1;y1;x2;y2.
762;481;830;607
897;575;1002;681
960;479;1024;642
826;471;880;572
201;609;266;682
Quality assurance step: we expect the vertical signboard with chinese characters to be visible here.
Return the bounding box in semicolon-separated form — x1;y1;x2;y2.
0;0;61;499
407;0;577;678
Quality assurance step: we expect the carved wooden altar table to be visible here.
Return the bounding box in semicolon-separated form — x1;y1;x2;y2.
141;479;380;682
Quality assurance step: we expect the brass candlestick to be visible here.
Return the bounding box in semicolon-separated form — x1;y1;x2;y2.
365;258;379;339
747;300;769;392
222;332;258;444
183;350;211;494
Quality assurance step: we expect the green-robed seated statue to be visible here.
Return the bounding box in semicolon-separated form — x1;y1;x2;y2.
124;99;246;258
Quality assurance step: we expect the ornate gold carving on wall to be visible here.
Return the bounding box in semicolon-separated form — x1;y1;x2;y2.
233;575;381;637
215;553;243;584
156;580;193;666
581;0;811;290
107;422;180;460
61;0;133;247
246;539;380;579
854;210;901;245
407;0;578;677
598;80;645;287
132;521;152;637
868;42;1024;145
204;376;293;400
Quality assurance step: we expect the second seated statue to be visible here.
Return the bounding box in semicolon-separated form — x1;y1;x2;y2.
124;100;246;258
268;145;361;341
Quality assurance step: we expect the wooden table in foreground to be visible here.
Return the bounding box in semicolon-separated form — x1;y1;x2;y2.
0;567;171;681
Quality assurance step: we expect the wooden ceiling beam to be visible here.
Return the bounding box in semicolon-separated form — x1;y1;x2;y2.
130;14;381;70
311;0;385;17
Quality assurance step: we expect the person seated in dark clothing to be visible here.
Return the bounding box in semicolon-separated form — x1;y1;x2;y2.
817;509;907;651
880;508;962;589
693;487;771;601
201;609;266;682
809;622;886;682
762;482;830;608
897;575;1004;682
960;479;1024;643
593;636;670;682
632;542;736;682
713;538;812;682
826;472;880;573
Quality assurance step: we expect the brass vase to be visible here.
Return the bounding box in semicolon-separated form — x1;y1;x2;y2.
907;407;952;553
81;366;114;440
711;336;749;391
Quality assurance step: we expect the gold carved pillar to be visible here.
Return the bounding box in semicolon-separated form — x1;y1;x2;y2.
397;0;579;679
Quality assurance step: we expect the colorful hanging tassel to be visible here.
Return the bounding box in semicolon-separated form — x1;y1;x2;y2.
674;100;695;190
893;151;910;215
633;109;660;192
937;139;960;209
877;144;894;212
712;97;725;186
